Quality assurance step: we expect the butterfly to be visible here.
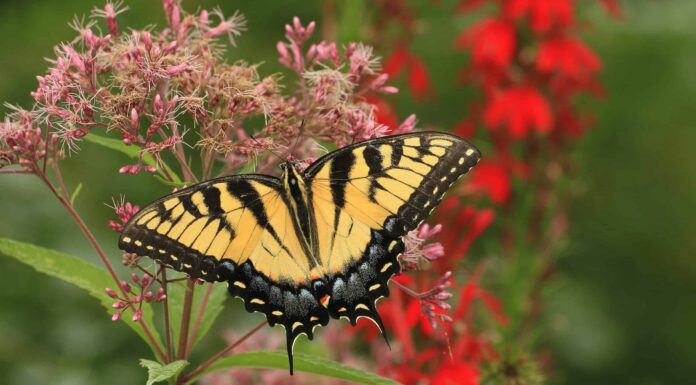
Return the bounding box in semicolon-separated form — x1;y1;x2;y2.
118;131;481;373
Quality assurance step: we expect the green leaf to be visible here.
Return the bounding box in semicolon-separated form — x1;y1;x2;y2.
69;182;82;205
140;359;189;385
0;238;163;357
188;351;400;385
167;281;228;350
84;133;183;185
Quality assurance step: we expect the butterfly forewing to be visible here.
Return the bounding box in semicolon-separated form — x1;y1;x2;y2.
118;174;331;369
305;132;481;327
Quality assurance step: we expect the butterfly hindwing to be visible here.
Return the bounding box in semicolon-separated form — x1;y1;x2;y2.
305;132;481;328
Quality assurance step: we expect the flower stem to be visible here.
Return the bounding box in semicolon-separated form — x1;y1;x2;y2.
179;320;267;384
0;169;31;174
161;267;174;362
186;284;214;354
177;279;196;360
392;279;424;298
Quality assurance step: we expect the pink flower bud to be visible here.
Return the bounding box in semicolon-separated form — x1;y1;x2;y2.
199;10;209;25
141;273;150;286
132;309;142;322
112;301;126;309
154;94;164;115
131;272;140;283
112;311;122;321
165;63;192;76
105;288;118;298
144;291;153;301
143;165;157;173
396;114;417;134
306;21;316;37
120;280;131;292
380;86;399;94
107;220;123;232
130;108;139;130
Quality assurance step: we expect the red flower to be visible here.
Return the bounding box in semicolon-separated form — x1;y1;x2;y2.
431;362;479;385
537;37;602;79
408;55;432;99
483;86;553;138
457;18;516;71
384;44;433;99
384;44;410;77
504;0;574;34
365;94;399;131
465;160;511;204
436;199;495;263
454;271;508;326
598;0;623;18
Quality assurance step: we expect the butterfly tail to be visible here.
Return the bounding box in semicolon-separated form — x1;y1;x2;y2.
286;330;296;375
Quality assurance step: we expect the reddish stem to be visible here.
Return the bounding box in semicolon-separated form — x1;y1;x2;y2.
161;267;174;362
179;320;267;384
186;284;215;354
177;279;196;360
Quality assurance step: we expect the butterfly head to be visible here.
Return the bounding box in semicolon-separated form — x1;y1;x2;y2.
280;161;306;191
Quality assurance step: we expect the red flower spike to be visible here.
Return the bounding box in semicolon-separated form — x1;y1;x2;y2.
431;362;479;385
457;18;516;71
483;86;553;138
454;119;476;138
504;0;575;34
383;44;433;99
466;160;512;204
407;54;432;99
598;0;623;18
537;37;602;79
383;44;411;77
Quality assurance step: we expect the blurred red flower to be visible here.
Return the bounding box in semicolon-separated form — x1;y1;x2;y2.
598;0;623;18
465;160;512;205
537;37;602;79
436;199;495;261
456;18;516;71
384;44;433;99
483;86;553;138
504;0;574;34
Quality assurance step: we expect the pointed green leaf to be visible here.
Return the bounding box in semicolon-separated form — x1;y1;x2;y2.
140;359;189;385
85;133;182;185
188;351;399;385
0;238;163;357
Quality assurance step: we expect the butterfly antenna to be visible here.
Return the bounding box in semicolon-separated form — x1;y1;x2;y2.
287;119;305;161
247;131;284;164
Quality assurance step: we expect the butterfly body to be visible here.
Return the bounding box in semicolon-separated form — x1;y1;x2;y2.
118;132;481;373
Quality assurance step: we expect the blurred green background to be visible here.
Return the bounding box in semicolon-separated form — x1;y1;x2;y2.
0;1;694;384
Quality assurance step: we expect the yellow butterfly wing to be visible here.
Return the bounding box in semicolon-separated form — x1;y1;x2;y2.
305;132;481;328
119;175;330;350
